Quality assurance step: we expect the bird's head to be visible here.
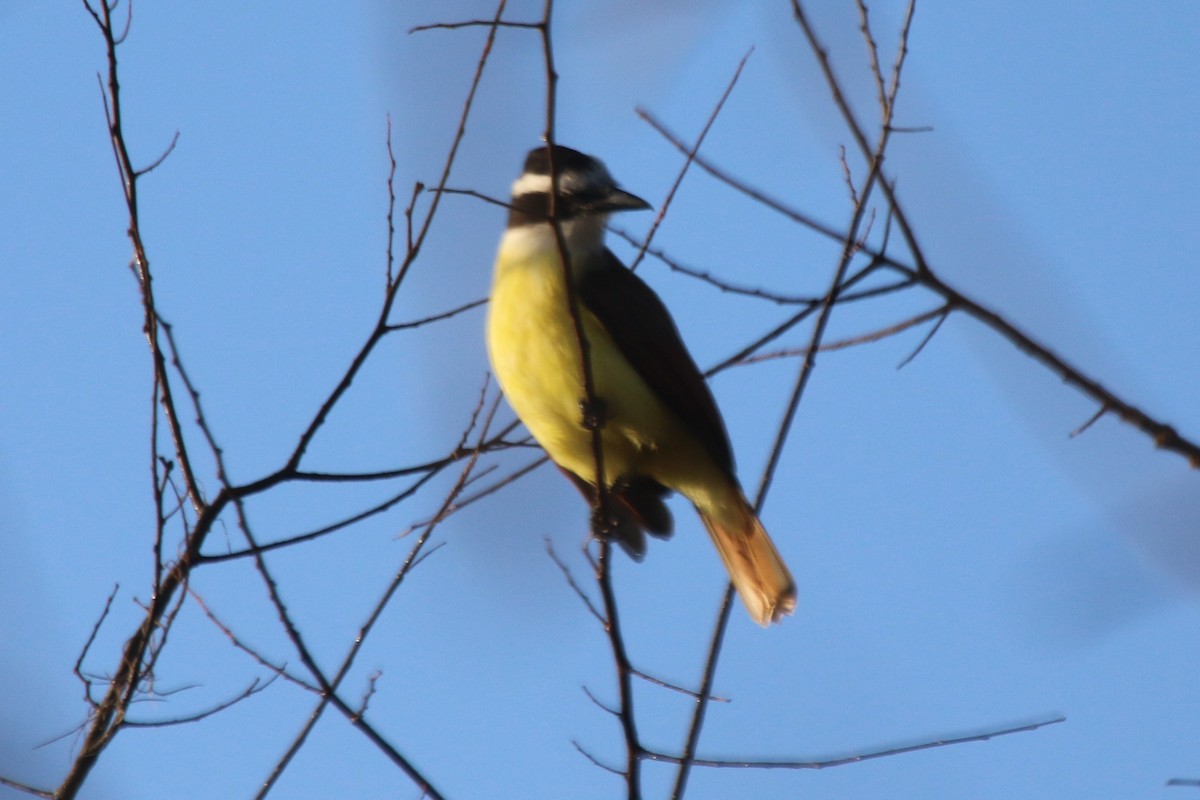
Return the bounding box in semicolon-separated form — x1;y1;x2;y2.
507;145;650;232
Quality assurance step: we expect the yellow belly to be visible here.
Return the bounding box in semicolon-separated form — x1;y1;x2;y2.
487;247;683;487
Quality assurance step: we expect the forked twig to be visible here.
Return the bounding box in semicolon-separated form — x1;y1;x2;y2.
674;3;915;795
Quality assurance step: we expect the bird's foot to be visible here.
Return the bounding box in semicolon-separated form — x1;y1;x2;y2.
579;395;608;431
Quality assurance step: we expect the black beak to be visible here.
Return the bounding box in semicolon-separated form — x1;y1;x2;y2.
593;187;651;214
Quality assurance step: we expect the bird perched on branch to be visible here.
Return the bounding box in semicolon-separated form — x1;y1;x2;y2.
486;144;796;626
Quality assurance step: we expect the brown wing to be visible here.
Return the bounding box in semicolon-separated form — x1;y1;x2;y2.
578;250;735;477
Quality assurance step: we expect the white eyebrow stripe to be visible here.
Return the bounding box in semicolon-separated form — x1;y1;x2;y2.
511;173;552;197
511;165;610;199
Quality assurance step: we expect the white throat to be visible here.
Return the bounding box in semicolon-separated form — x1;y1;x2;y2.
500;214;608;271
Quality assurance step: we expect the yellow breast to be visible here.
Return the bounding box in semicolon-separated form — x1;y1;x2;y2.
486;230;670;485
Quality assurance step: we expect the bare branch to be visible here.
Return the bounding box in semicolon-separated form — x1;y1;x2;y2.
199;470;442;564
0;775;53;799
286;0;509;472
629;49;753;271
571;740;626;777
644;51;1200;468
593;540;644;791
581;685;620;717
133;129;180;177
674;4;915;794
73;584;119;707
386;297;487;331
652;714;1066;770
630;669;728;703
123;677;276;728
1069;405;1110;439
896;305;948;368
736;304;952;365
385;115;399;286
410;19;539;34
546;539;604;623
255;393;500;798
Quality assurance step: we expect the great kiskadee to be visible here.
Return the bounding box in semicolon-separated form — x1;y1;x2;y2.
486;145;796;626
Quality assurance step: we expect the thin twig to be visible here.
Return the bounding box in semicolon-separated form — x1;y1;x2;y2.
123;677;276;728
0;776;53;799
572;740;626;777
1069;404;1110;439
736;304;951;365
385;115;399;286
410;18;539;34
73;584;119;707
651;714;1065;770
629;49;753;271
1167;778;1200;788
59;6;213;793
189;589;316;692
546;539;604;623
896;304;948;368
582;685;620;717
386;297;487;331
256;388;496;797
642;45;1200;468
630;669;728;703
674;5;915;795
287;0;508;471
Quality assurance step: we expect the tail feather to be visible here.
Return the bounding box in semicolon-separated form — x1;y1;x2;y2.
700;497;796;626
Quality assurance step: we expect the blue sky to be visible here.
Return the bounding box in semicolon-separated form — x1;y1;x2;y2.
2;2;1199;798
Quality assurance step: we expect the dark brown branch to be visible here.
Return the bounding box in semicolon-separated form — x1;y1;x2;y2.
285;0;507;472
629;49;753;272
572;740;626;777
436;185;513;211
582;685;620;717
644;81;1200;468
669;586;735;800
386;297;487;331
855;0;889;116
630;669;728;703
410;18;539;34
736;304;951;365
253;395;499;799
134;130;180;177
404;453;548;531
913;267;1200;465
73;584;119;707
1069;404;1110;439
612;227;825;305
897;302;948;368
530;3;644;792
123;677;276;728
189;589;316;693
60;5;216;793
593;540;643;793
198;470;441;564
704;257;891;377
0;776;53;799
674;4;913;794
546;539;604;623
651;714;1066;770
384;116;399;286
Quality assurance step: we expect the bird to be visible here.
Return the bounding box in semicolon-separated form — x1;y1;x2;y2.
486;144;796;626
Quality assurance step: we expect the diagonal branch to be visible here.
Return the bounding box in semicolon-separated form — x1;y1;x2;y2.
673;3;915;796
642;68;1200;469
651;714;1065;770
629;48;753;272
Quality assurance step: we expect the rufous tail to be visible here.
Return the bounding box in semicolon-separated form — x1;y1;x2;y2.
700;497;796;626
